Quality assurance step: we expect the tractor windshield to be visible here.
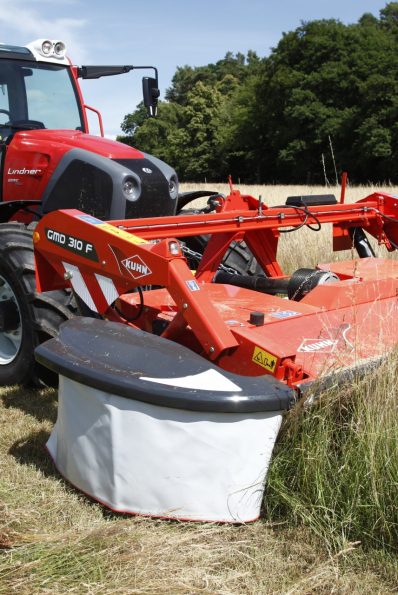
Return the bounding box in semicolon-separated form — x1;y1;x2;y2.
0;59;84;132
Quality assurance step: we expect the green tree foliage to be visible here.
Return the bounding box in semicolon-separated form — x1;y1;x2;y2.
118;4;398;183
248;12;398;182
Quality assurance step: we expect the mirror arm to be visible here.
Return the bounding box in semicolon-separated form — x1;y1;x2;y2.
78;65;158;81
77;65;159;118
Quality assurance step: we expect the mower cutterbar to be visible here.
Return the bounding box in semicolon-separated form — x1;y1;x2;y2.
33;189;398;521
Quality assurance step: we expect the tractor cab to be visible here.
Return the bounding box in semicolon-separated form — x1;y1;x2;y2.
0;39;160;143
0;40;84;141
0;40;87;213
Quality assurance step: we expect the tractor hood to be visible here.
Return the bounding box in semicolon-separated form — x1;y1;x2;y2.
4;129;179;221
11;129;145;160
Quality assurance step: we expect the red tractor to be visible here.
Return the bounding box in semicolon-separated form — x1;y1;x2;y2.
0;38;249;386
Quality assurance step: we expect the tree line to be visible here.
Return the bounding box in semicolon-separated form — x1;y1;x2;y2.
118;3;398;184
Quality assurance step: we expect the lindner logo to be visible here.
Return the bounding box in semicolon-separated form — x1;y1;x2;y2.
142;167;152;174
121;254;152;279
8;167;42;175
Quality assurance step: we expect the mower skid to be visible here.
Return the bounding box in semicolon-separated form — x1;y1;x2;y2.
35;318;293;522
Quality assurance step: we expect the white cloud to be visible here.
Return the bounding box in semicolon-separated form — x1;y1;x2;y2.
0;0;88;62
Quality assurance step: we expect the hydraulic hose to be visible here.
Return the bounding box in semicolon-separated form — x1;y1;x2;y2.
349;227;375;258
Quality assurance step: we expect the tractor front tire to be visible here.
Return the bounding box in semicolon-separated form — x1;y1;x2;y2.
0;223;74;387
178;204;261;276
182;233;261;276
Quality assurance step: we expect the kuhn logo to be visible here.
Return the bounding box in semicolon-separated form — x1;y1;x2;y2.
8;168;41;175
298;338;337;353
121;255;152;279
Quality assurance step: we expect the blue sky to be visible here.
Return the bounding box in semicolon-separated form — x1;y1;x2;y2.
0;0;389;137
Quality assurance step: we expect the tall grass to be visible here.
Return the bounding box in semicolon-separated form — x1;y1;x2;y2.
1;388;397;593
264;355;398;553
179;183;398;556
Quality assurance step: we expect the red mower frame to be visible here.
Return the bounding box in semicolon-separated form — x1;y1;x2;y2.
33;187;398;392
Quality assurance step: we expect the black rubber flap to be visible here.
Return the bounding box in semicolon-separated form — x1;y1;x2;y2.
35;318;294;413
286;194;337;207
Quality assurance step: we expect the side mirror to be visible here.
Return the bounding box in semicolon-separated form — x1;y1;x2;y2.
142;77;160;117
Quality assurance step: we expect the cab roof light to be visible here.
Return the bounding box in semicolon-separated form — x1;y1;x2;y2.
26;39;68;63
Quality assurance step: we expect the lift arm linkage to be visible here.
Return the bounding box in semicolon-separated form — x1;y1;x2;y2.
33;209;238;360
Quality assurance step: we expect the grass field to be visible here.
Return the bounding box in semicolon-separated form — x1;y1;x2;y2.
1;184;398;593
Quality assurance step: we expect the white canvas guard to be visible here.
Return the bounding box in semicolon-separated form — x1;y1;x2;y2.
47;375;283;523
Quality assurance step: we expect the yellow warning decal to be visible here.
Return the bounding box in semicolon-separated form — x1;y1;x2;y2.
252;346;278;373
97;223;148;245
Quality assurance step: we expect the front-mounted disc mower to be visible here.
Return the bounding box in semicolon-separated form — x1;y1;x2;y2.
31;185;398;521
